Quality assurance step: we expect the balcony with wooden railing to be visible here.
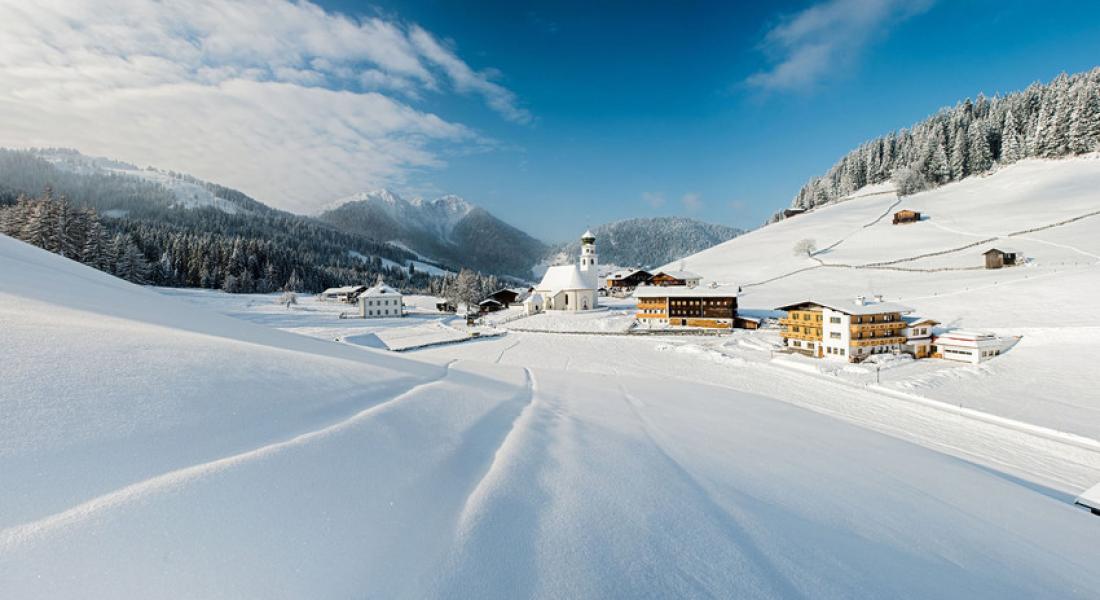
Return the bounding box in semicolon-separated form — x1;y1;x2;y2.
849;320;906;335
779;328;822;341
851;336;906;347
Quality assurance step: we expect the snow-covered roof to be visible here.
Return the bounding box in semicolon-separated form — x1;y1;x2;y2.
634;284;738;298
360;283;401;298
1077;481;1100;512
479;298;503;306
581;229;595;239
776;298;913;316
322;285;366;295
933;330;1000;348
903;316;939;326
654;270;702;280
607;269;647;280
535;265;592;293
983;247;1021;255
524;292;543;303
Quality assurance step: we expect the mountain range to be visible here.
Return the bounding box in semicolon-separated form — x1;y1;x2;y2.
318;190;548;280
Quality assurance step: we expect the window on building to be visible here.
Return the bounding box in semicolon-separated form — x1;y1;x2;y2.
830;332;841;339
830;317;841;324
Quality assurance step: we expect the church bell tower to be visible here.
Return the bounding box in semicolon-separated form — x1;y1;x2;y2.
579;229;598;288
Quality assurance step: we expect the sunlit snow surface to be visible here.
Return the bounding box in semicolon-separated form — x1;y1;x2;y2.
4;230;1100;597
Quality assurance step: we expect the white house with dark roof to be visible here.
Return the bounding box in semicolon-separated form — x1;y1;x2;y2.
533;230;599;311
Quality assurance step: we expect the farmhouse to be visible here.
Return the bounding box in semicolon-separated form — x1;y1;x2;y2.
320;285;367;303
635;284;739;329
358;282;404;318
478;298;504;314
533;230;600;311
901;317;939;358
649;270;702;288
483;288;523;307
606;269;653;292
782;208;805;218
777;296;913;362
893;209;921;224
932;330;1004;363
983;248;1019;269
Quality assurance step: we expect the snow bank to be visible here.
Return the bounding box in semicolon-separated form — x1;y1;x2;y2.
5;235;1100;597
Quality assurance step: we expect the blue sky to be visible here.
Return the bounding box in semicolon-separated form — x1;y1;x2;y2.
328;0;1100;239
2;1;1099;242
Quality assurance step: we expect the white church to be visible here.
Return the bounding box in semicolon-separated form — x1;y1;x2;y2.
527;230;600;313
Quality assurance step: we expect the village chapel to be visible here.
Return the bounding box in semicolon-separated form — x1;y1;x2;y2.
529;230;599;312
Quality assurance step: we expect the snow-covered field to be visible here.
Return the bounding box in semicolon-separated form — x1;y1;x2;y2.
6;225;1100;596
669;156;1100;439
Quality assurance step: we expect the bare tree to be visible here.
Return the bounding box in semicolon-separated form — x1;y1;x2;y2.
793;238;817;257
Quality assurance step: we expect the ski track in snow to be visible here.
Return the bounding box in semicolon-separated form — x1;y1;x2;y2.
0;360;460;552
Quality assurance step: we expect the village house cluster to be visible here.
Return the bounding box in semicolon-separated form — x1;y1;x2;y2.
320;226;1011;365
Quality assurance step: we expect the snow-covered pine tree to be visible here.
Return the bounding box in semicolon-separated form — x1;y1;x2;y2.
968;123;993;173
950;126;969;180
1000;109;1024;163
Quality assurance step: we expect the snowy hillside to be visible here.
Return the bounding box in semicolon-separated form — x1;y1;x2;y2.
673;155;1100;434
34;148;245;214
5;234;1100;596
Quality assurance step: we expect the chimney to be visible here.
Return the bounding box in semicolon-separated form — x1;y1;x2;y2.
873;294;884;303
855;295;866;306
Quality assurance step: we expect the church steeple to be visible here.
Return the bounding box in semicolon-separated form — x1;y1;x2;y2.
578;229;598;288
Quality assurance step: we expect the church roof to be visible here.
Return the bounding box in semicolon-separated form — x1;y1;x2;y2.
582;229;595;239
536;265;591;293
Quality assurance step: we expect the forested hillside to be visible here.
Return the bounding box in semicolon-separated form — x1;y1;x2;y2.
549;217;743;270
0;150;446;293
783;67;1100;218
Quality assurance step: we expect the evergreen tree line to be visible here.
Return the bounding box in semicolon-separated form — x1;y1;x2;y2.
0;150;472;294
0;189;465;294
783;68;1100;217
0;190;152;283
439;268;511;311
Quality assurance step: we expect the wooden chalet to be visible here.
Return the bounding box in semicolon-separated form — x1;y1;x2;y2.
892;209;921;224
782;208;806;218
635;285;739;329
606;269;653;291
478;298;505;314
648;270;702;288
484;288;521;307
983;248;1019;269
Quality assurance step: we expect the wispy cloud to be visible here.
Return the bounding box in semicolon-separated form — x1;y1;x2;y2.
680;193;703;213
0;0;529;213
643;191;666;209
747;0;934;92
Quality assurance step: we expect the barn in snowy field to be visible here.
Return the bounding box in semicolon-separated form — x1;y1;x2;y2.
893;209;921;224
635;284;739;329
983;248;1020;269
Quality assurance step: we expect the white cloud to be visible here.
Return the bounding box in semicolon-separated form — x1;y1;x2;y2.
408;26;532;124
643;192;666;209
680;193;702;212
0;0;528;213
747;0;934;92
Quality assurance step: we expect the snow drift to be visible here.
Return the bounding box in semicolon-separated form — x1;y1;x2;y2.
3;234;1100;598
